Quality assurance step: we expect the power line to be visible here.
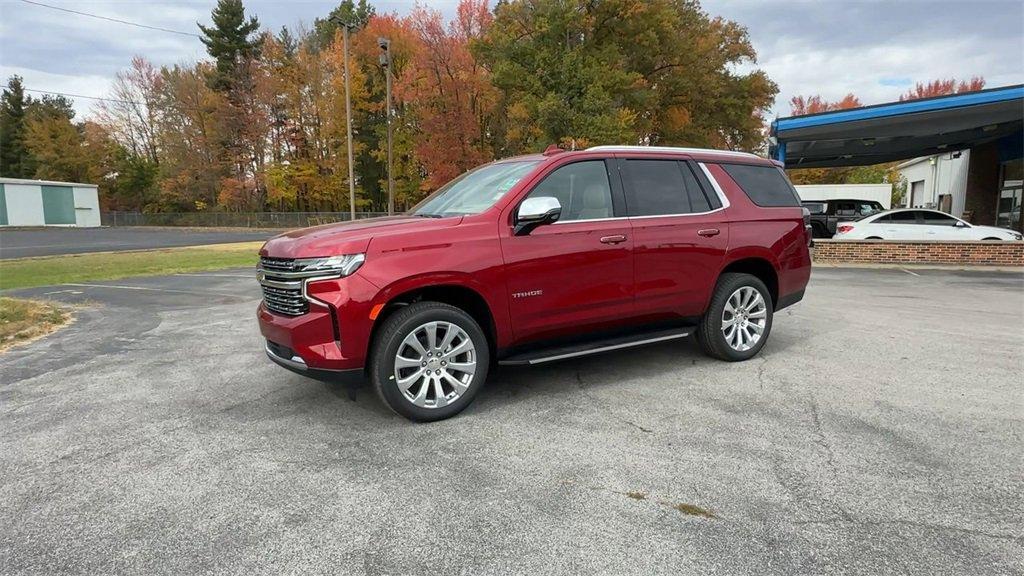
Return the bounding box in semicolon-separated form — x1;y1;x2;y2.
25;88;137;106
18;0;202;38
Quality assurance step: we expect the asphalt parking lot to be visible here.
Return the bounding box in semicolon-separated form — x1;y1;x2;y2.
0;227;275;259
1;267;1022;575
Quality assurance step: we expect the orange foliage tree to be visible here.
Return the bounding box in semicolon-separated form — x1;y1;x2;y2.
899;77;985;101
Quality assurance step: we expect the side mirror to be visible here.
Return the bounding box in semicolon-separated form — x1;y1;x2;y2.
515;197;561;235
955;220;969;228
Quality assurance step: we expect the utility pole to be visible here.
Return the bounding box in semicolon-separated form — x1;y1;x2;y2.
379;37;394;215
331;16;357;221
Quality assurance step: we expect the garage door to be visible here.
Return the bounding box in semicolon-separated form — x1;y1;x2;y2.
41;185;76;225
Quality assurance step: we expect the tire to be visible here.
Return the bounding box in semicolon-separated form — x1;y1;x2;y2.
866;236;883;240
981;237;1001;241
697;273;774;362
370;301;490;422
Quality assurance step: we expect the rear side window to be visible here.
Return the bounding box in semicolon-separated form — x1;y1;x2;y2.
721;164;800;207
889;211;918;222
622;160;718;216
622;160;690;216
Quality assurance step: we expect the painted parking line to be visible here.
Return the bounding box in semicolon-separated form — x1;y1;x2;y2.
899;268;921;276
61;283;244;298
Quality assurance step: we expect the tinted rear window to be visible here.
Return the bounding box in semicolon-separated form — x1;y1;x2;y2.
622;160;691;216
721;164;800;207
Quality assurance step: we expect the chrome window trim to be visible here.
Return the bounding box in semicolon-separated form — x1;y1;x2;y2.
628;207;726;220
697;162;731;209
552;216;629;225
535;162;732;225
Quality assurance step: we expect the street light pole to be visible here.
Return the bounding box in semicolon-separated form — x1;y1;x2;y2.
330;16;357;221
379;37;394;215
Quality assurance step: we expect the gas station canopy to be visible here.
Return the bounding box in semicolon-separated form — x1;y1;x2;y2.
770;85;1024;169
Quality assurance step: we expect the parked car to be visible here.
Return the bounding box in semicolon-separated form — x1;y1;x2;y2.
833;208;1024;241
801;198;884;238
257;146;812;421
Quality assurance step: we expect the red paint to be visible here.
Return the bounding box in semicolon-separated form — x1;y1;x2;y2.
257;148;811;373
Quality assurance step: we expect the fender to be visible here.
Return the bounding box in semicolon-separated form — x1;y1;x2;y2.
369;271;513;349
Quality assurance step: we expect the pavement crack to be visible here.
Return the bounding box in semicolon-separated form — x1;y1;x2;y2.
791;517;1024;545
806;395;853;522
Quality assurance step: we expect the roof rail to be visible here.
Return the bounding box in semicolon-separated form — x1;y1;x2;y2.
585;145;761;160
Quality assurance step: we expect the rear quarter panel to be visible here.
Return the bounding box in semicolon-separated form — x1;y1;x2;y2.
707;163;812;302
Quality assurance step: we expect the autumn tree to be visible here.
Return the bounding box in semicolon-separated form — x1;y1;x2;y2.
789;93;861;116
94;57;162;164
474;0;776;155
900;77;985;101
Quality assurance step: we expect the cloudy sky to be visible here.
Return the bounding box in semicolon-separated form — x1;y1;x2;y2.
1;0;1022;120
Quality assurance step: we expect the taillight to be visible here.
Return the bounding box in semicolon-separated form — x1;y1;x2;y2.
837;225;854;234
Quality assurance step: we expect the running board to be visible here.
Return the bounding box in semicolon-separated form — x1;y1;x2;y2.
498;328;690;366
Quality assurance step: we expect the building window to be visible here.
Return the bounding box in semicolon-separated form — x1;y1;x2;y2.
997;158;1022;233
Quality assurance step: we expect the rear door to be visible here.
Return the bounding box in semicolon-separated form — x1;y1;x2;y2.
876;210;924;239
500;158;635;342
620;157;728;318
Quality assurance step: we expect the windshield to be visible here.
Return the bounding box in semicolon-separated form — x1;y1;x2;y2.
411;160;540;217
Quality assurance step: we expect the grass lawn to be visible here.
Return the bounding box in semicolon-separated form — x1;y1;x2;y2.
0;297;71;351
0;242;263;291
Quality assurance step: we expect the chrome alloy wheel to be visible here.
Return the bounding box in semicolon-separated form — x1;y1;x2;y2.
393;321;477;409
722;286;767;352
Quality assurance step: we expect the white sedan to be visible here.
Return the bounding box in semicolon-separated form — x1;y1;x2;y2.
834;209;1023;241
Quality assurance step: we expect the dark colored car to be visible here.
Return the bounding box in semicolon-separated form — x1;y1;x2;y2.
801;198;885;238
257;146;812;421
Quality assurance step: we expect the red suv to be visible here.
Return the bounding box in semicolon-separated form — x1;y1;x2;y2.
258;146;811;421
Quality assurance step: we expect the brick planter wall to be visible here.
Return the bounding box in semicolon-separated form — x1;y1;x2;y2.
813;240;1024;266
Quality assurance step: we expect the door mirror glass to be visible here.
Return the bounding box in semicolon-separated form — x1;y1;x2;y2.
515;196;561;235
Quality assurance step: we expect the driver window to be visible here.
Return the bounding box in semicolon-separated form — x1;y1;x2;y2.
526;161;613;221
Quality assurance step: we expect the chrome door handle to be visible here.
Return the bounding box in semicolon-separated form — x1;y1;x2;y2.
600;235;627;244
697;228;720;237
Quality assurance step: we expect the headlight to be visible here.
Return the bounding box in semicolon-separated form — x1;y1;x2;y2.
300;253;365;277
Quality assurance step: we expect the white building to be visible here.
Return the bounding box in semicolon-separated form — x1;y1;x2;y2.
0;178;101;227
794;183;892;209
895;151;971;217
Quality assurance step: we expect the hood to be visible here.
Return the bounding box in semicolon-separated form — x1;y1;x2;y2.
260;215;463;259
973;225;1021;237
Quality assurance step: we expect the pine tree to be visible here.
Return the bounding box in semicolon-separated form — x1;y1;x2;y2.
1;76;32;178
198;0;261;91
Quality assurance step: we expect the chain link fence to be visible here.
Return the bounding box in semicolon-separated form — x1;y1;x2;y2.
101;211;391;228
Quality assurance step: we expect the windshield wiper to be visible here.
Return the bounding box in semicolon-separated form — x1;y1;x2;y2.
413;213;444;218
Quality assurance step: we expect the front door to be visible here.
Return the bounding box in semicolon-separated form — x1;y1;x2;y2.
500;159;634;343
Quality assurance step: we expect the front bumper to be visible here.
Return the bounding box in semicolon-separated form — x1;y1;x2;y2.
264;339;364;385
256;272;379;374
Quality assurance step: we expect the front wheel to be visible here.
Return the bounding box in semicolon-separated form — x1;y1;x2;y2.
370;301;490;422
697;273;774;362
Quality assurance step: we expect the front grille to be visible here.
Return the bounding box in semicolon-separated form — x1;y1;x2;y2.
261;283;308;316
259;257;309;316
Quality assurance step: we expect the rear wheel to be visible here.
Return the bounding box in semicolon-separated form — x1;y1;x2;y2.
981;237;1001;241
370;301;489;422
866;236;883;240
697;273;773;362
